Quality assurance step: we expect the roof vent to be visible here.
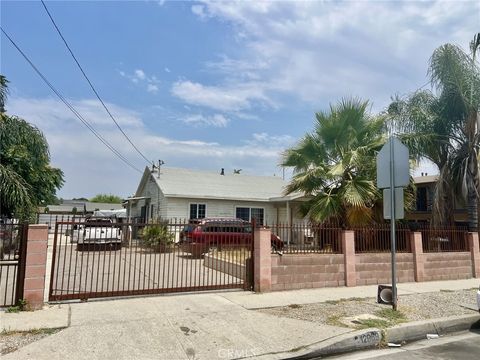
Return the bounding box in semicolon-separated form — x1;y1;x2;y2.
220;168;225;176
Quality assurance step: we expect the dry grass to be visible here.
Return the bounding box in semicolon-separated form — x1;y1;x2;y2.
210;247;250;264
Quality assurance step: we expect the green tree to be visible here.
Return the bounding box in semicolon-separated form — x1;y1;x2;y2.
90;194;123;204
0;76;64;220
389;37;480;230
281;98;386;226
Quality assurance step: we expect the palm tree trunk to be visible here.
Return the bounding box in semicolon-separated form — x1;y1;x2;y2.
467;187;478;231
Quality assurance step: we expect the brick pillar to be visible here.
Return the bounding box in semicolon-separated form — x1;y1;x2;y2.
254;227;272;292
468;232;480;278
410;232;425;282
342;230;356;287
23;224;48;310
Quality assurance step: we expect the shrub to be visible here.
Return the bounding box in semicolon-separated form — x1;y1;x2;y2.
141;222;174;252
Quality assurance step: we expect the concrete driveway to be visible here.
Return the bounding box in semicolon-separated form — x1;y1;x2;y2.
49;240;246;301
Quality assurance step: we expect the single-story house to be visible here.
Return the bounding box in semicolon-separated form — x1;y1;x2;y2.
126;167;305;227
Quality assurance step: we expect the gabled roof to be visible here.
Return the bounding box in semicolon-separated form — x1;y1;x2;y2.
136;167;288;202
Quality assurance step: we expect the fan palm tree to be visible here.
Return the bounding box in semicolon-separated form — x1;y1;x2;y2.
281;98;386;226
389;37;480;230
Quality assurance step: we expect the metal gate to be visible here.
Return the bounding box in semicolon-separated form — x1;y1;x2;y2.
0;222;28;307
49;220;254;301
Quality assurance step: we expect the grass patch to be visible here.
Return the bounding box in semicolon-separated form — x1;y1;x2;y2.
288;304;301;309
375;308;407;323
326;314;349;328
325;297;366;305
354;318;390;330
5;299;28;313
352;309;408;330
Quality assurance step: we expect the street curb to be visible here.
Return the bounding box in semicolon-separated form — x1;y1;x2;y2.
253;314;480;360
250;328;382;360
385;314;480;344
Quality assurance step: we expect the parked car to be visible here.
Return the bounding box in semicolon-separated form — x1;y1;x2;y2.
73;218;122;250
180;217;284;257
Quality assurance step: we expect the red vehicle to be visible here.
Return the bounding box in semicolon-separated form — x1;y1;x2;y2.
181;218;283;257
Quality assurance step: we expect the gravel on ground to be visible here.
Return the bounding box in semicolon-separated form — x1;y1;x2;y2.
0;328;63;356
258;289;478;329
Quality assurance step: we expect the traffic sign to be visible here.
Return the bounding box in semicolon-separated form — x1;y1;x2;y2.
377;137;409;189
383;188;405;220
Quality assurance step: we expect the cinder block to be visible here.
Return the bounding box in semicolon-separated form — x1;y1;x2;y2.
24;277;45;291
26;253;47;266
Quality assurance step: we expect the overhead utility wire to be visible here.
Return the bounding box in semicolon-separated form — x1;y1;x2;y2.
1;27;142;174
41;0;151;165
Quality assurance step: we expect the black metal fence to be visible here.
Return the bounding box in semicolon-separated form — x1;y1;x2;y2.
269;222;343;254
419;225;469;252
49;219;253;301
352;223;412;253
0;222;28;307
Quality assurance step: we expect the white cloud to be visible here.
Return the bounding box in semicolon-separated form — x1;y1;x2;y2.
164;67;171;73
171;80;273;112
183;113;229;127
134;69;146;80
120;69;160;93
191;4;207;19
7;97;292;197
147;84;159;93
190;1;479;110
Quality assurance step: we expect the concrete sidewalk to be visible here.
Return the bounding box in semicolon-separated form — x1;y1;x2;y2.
1;278;478;360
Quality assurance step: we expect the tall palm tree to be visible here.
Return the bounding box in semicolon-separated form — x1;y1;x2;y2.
388;90;458;226
281;98;386;226
389;38;480;230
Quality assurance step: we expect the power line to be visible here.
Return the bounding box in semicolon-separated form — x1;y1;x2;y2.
1;27;142;174
40;0;151;165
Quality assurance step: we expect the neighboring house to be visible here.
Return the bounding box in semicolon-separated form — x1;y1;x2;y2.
407;174;468;225
39;201;124;216
126;167;305;227
38;201;125;232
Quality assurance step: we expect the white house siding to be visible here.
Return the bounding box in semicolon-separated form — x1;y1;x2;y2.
161;197;278;224
130;174;166;220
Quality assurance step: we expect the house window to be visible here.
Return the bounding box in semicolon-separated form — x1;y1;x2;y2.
235;207;264;225
189;204;206;219
416;187;428;211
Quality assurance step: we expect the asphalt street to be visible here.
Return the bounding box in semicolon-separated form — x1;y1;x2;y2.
330;330;480;360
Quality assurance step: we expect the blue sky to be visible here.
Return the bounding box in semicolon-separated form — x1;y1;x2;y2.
1;0;479;198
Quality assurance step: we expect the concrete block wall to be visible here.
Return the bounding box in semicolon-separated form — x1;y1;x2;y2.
423;252;473;281
270;254;344;291
254;229;480;293
355;253;415;285
23;224;49;310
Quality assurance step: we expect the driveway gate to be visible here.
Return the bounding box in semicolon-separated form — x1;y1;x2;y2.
49;220;253;301
0;222;28;307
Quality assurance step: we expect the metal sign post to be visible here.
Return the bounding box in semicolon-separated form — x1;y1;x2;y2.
377;136;409;311
388;138;398;310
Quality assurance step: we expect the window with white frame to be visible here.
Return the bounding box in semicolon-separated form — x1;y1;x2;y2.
235;207;264;225
189;203;206;219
